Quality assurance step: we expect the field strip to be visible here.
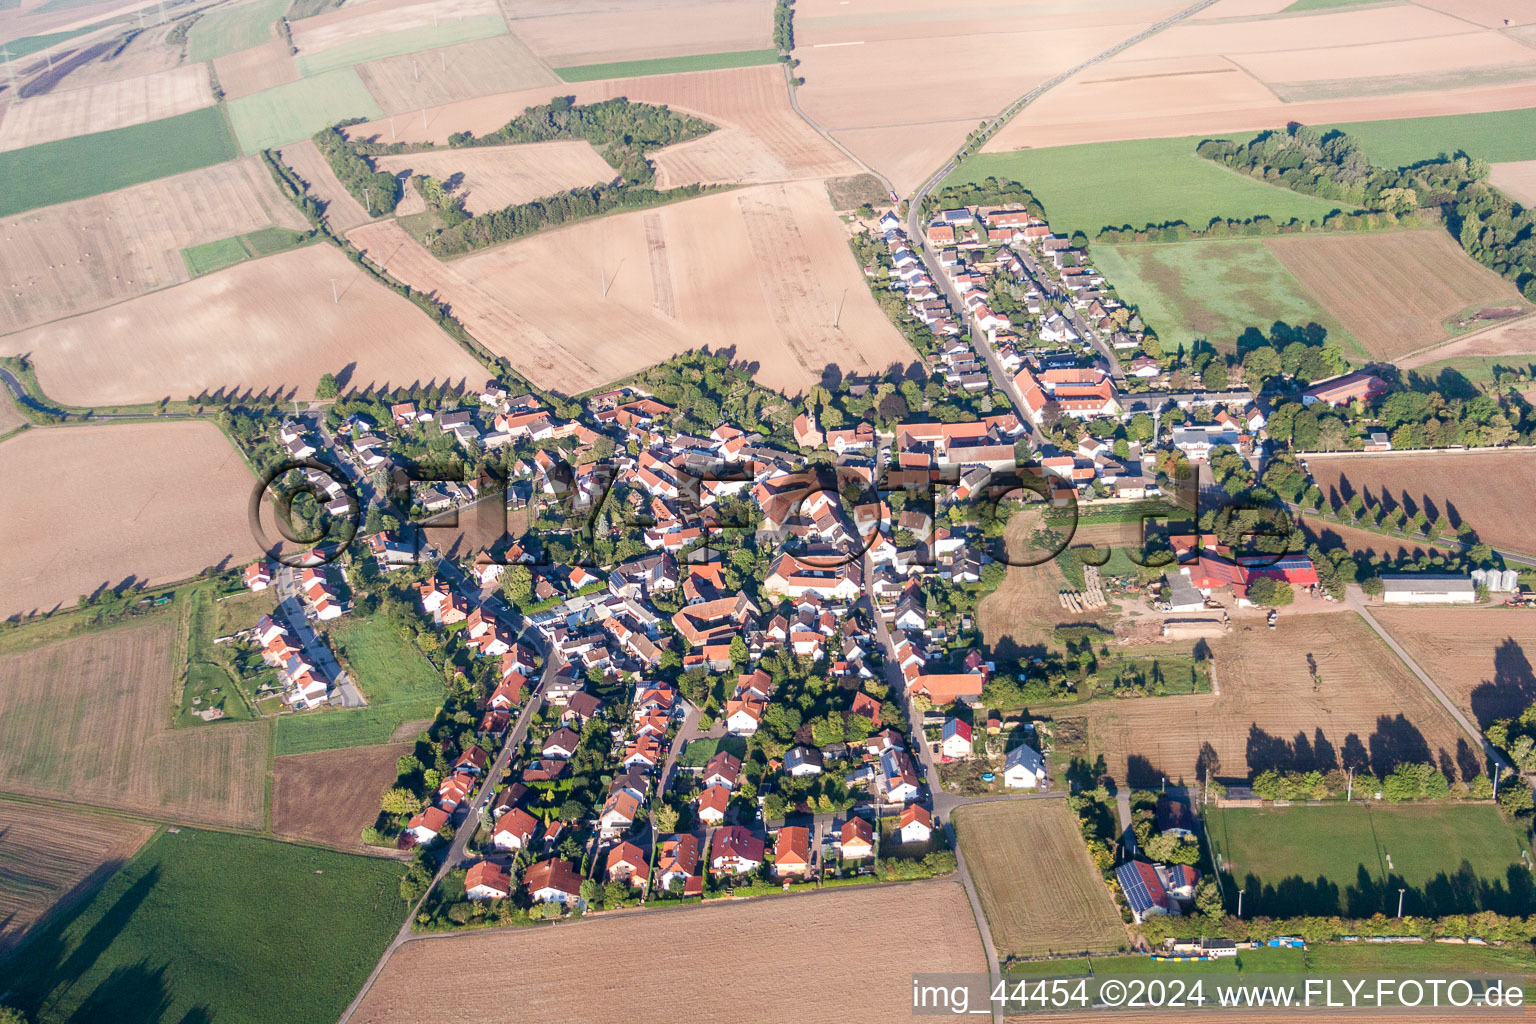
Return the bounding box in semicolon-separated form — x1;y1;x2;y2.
1394;309;1536;367
812;40;865;47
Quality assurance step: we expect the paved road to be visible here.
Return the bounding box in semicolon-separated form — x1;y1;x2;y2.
273;565;363;707
1346;586;1502;768
656;700;702;802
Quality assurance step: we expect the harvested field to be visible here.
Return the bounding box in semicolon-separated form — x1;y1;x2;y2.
1490;159;1536;207
226;66;383;153
289;0;500;54
0;420;260;618
503;0;770;67
1265;230;1528;362
1396;314;1536;370
356;32;556;115
1305;450;1536;555
347;64;856;186
1301;518;1451;564
0;799;155;955
0;620;267;825
0;243;487;406
376;140;617;213
212;34;302;100
273;742;412;848
1072;613;1470;787
348;178;914;395
0;62;212;152
19;20;186;92
1372;607;1536;730
187;0;288;62
0;156;309;334
955;799;1125;959
294;14;508;77
0;380;28;435
351;878;985;1024
276;137;374;231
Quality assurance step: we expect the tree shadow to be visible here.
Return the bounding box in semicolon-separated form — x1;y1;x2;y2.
1469;639;1536;730
1367;714;1432;778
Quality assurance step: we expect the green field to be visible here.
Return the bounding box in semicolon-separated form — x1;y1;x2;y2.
950;138;1349;240
1283;0;1391;10
176;587;256;725
555;48;780;82
294;15;508;76
0;829;407;1024
1322;107;1536;167
226;68;384;153
1207;803;1534;918
274;613;445;755
1089;238;1356;355
1404;354;1536;386
187;0;289;61
0;106;237;217
0;22;96;57
182;226;312;276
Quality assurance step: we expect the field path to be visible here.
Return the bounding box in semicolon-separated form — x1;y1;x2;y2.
1347;589;1501;769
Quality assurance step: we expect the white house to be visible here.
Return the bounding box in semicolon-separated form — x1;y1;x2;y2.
896;804;932;844
1003;742;1047;789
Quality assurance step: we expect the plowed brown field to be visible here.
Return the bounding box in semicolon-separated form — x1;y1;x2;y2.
273;742;413;849
214;36;302;99
1265;231;1527;362
0;799;155;954
0;156;309;334
956;799;1125;958
0;620;267;826
0;244;487;406
1372;607;1536;731
275;138;374;231
351;877;984;1023
0;64;213;152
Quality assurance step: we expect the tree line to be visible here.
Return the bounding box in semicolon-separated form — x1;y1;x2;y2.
313;123;402;216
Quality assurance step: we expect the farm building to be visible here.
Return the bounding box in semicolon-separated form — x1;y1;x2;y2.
1003;742;1046;789
1472;568;1519;593
1380;575;1477;604
1301;371;1387;408
1163;573;1205;613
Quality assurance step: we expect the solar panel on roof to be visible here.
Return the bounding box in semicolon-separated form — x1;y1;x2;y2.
1116;862;1156;916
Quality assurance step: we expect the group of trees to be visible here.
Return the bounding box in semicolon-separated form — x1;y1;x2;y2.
1094;207;1426;246
773;0;795;54
428;180;714;256
313;123;402;215
1199;126;1536;300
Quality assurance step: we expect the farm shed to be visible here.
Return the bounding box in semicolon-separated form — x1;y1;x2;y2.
1380;574;1476;604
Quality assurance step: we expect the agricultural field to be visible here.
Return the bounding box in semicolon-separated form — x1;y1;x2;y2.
356;32;556;114
1304;450;1536;556
1371;608;1536;730
0;800;155;955
983;2;1536;152
0;828;408;1024
0;385;27;436
20;20;190;94
272;613;446;756
288;0;500;56
0;619;267;825
1327;107;1536;168
1396;314;1536;372
272;741;413;848
375;139;618;214
345;64;855;185
503;0;771;69
1090;238;1353;357
1074;613;1470;787
348;177;914;396
556;48;778;82
0;243;488;406
0;155;308;333
212;34;302;99
0;63;212;152
0;421;261;619
947;138;1350;242
954;800;1126;959
1300;518;1452;565
276;137;375;230
350;878;985;1023
294;14;508;77
792;0;1179;193
1489;159;1536;207
226;67;384;153
0;105;237;217
1206;803;1532;918
186;0;288;62
182;225;312;276
1266;230;1528;362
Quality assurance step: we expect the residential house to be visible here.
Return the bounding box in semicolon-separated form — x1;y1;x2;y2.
599;790;640;838
656;834;701;894
605;841;648;888
940;719;973;760
773;826;812;879
1003;742;1047;789
785;745;823;777
698;784;731;825
464;861;512;900
711;826;765;876
405;806;450;845
896;804;933;844
703;751;742;790
492;808;540;851
525;858;586;909
839;817;875;861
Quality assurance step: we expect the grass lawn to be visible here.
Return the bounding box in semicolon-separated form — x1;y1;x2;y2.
1088;651;1209;696
176;587;257;726
1090;238;1356;355
556;48;780;82
295;15;507;76
678;735;747;767
1325;107;1536;167
1207;803;1534;918
182;227;312;276
0;829;408;1024
275;614;445;755
0;107;237;217
950;138;1349;240
187;0;289;61
226;68;383;153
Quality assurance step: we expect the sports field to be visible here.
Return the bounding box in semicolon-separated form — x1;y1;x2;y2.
948;138;1350;241
295;14;508;76
1207;803;1533;918
226;68;384;153
0;106;237;217
556;48;779;82
1090;238;1353;356
274;614;445;755
0;829;407;1024
187;0;289;61
1325;107;1536;167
